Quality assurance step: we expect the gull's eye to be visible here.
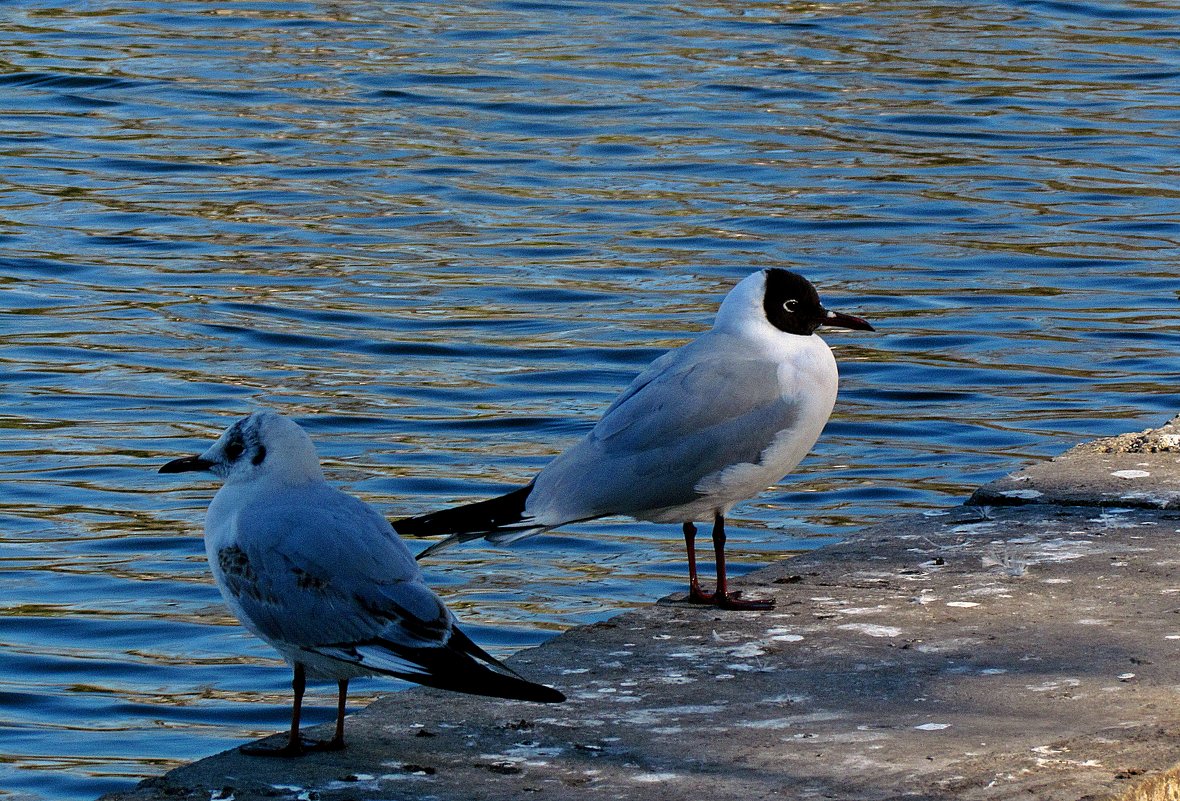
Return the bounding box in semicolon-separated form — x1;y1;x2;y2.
225;439;245;461
783;299;798;312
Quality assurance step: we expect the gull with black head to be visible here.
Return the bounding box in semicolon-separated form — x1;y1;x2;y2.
160;410;563;757
396;268;874;610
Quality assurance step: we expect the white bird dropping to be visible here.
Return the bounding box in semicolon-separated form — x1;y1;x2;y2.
160;410;563;757
396;269;874;610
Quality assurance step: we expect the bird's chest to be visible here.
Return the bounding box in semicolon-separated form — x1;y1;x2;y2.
204;497;245;576
696;342;839;502
766;345;840;459
204;494;276;603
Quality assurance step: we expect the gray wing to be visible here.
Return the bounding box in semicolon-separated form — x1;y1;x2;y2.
212;485;563;700
529;339;801;521
593;350;794;461
214;485;453;663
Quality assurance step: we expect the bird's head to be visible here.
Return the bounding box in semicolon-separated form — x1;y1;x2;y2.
715;268;874;337
159;410;323;486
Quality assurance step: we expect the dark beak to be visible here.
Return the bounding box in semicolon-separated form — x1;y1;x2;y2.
159;455;214;474
821;308;875;332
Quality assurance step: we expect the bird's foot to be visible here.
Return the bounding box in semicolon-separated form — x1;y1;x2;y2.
686;583;716;604
240;735;344;757
715;590;775;611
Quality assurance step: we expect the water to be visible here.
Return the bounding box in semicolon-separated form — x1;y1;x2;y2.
1;0;1178;797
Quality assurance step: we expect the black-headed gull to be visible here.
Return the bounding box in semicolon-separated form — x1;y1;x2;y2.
160;410;563;757
395;269;873;609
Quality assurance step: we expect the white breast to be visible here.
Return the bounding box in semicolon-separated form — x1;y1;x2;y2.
696;335;838;504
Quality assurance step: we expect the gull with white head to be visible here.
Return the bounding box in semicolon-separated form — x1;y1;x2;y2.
160;410;563;757
396;268;874;609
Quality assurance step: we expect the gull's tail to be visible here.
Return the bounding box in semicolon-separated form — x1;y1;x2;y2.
393;483;546;560
434;627;565;703
313;626;565;704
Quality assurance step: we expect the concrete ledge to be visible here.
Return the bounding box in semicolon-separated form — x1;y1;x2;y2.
102;417;1180;801
971;414;1180;509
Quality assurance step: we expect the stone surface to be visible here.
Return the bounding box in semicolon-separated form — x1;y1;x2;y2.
100;417;1180;801
971;414;1180;509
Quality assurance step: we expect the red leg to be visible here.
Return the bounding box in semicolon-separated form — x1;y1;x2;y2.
241;664;309;756
240;665;346;757
683;521;714;603
711;513;774;611
330;679;348;750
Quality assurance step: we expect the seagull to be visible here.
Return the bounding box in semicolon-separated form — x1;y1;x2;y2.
395;268;874;610
159;410;563;757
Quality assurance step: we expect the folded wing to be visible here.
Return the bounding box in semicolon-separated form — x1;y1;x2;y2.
212;486;563;703
528;342;803;522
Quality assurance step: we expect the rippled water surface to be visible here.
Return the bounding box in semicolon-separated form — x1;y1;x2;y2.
2;1;1179;798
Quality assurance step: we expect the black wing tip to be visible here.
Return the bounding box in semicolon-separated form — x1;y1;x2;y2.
393;483;534;540
416;668;565;704
391;510;447;539
460;674;565;704
348;632;565;704
527;684;566;704
447;628;565;703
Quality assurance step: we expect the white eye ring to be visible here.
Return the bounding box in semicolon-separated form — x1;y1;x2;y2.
783;299;798;312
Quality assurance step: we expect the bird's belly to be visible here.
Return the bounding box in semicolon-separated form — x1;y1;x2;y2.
632;451;813;525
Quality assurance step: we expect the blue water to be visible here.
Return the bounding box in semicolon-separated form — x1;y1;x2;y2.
1;1;1178;798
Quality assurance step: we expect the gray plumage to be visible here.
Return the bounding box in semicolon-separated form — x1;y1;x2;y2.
161;410;561;755
398;269;873;610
